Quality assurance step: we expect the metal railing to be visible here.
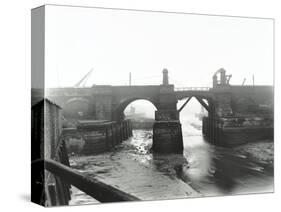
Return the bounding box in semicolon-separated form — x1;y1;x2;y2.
175;87;210;91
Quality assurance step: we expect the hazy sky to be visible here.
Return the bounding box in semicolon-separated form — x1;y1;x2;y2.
45;5;273;88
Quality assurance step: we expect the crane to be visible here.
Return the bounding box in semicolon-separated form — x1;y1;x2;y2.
242;78;246;85
74;68;93;87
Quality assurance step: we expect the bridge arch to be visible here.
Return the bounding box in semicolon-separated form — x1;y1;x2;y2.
62;97;90;119
114;97;158;121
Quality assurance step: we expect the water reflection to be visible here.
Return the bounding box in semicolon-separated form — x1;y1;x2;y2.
180;135;273;196
121;126;273;196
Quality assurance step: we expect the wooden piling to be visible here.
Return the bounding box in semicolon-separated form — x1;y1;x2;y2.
31;99;71;206
72;120;133;155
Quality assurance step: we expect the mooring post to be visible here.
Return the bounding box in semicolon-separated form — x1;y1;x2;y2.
126;120;129;138
129;120;133;136
111;123;115;147
108;125;113;148
120;122;123;142
105;126;109;149
117;123;120;143
126;120;130;138
123;121;127;140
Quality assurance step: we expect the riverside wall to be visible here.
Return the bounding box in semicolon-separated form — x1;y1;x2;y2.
202;115;273;146
62;120;132;155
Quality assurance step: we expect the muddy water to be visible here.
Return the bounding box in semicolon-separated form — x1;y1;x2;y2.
69;116;274;205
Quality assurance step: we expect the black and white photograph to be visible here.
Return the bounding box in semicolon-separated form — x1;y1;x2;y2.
31;4;274;207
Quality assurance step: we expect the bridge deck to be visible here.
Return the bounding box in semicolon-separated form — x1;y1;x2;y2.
175;89;213;99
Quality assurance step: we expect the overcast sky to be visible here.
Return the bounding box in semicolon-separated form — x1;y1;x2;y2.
45;5;273;88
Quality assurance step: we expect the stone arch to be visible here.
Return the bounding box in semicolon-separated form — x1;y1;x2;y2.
114;97;158;121
62;97;90;119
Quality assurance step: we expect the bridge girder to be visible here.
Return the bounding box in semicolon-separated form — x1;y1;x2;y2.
195;97;210;113
178;97;192;112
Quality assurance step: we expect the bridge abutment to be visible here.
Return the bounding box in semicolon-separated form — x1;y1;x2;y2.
202;85;273;146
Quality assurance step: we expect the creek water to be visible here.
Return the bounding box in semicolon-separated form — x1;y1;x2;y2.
69;115;274;205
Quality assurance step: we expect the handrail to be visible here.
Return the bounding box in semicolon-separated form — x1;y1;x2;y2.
32;159;140;203
175;87;210;91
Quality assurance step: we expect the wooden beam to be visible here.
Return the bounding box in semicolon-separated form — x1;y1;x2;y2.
178;97;192;112
32;159;140;203
195;97;210;113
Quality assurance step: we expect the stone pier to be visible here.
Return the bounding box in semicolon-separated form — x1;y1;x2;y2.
202;84;273;146
153;120;183;154
152;79;184;154
202;116;273;146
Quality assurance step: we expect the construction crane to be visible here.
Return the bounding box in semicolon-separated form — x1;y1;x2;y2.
242;78;246;85
74;68;93;87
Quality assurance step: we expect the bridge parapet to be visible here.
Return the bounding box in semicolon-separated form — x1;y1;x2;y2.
175;90;213;100
46;87;93;97
91;85;113;94
175;87;210;91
